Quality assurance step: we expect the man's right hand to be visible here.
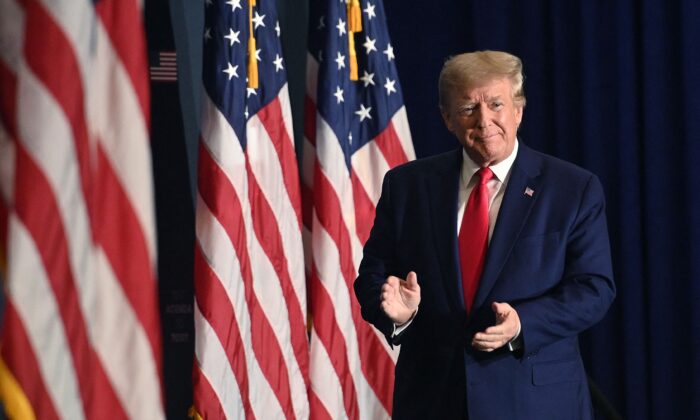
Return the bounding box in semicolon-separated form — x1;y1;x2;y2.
381;271;421;324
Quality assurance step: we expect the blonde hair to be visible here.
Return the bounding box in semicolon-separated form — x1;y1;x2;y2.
438;50;526;109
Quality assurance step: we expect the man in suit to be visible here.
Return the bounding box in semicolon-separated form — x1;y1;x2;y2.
354;50;615;419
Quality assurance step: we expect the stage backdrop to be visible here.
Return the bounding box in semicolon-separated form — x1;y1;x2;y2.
159;0;700;419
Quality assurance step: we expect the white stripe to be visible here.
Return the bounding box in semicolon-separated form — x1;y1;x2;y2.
315;116;366;274
390;106;416;160
309;328;348;419
351;140;390;206
194;302;244;419
247;113;309;418
92;249;164;419
16;6;162;416
38;0;156;263
6;216;85;420
196;193;284;420
248;104;307;314
88;12;156;264
312;213;389;420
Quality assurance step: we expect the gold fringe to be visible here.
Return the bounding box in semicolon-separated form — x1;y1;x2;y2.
247;0;259;88
348;0;362;32
0;355;37;420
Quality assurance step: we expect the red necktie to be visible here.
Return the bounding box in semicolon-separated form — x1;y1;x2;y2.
458;167;494;313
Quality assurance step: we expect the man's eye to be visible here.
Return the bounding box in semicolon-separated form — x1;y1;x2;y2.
458;107;475;116
492;102;503;109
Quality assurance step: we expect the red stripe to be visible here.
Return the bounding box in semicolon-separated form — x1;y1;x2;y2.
373;122;408;169
197;142;295;419
313;162;395;413
304;96;317;147
91;144;163;382
309;263;360;420
1;302;60;420
246;156;310;391
257;97;303;227
192;358;229;420
308;387;332;420
23;0;93;224
193;244;254;419
350;171;376;246
13;144;126;419
94;0;150;127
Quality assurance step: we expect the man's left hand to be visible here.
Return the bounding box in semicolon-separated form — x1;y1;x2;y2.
471;302;520;352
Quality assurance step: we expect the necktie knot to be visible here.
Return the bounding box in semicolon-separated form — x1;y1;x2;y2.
477;167;494;185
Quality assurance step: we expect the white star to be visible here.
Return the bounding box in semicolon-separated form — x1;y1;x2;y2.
247;87;257;98
336;18;346;36
384;77;396;95
223;62;239;80
318;15;325;29
355;104;372;121
364;2;376;20
255;48;262;62
334;86;344;103
273;54;284;72
253;11;266;29
360;70;375;87
349;132;353;144
363;36;377;54
226;0;242;12
244;106;249;119
383;43;395;61
335;51;346;69
204;27;212;41
275;21;281;37
224;28;240;46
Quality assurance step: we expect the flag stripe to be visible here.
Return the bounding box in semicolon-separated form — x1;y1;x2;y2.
197;138;294;419
312;163;395;413
309;263;360;419
308;327;345;420
94;0;149;123
193;245;252;419
92;145;162;371
13;144;127;419
372;121;409;169
0;303;57;420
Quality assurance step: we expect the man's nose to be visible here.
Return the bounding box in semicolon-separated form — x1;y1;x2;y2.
476;108;492;128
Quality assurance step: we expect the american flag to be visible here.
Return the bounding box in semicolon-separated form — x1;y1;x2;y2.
304;0;415;418
192;0;309;418
0;0;164;419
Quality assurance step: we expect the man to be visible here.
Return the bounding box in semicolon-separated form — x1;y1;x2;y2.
354;50;615;419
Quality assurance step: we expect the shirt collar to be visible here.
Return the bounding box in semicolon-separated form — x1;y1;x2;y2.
461;139;519;185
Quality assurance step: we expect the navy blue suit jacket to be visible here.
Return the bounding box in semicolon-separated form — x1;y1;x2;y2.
354;144;615;419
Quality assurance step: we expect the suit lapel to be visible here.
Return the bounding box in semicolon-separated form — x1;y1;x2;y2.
425;149;463;312
473;144;542;310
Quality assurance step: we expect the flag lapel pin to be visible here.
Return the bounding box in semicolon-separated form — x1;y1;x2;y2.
524;187;534;197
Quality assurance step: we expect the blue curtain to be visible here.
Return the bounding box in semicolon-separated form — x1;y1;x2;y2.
384;1;700;418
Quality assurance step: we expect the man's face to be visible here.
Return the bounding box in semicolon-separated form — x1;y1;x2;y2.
441;77;523;167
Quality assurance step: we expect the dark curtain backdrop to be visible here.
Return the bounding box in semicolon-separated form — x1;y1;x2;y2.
156;0;700;419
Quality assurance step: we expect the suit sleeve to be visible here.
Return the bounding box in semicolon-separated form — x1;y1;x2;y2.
354;172;398;343
514;174;616;354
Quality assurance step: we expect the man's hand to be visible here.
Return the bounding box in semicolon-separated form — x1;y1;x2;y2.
471;302;520;352
381;271;421;324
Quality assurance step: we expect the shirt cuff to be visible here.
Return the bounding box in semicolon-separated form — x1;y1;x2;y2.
391;308;418;337
507;323;523;352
